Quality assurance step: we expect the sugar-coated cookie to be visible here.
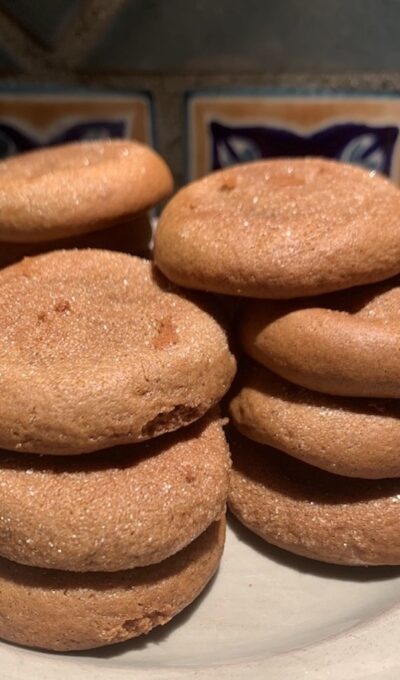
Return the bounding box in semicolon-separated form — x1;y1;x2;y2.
229;428;400;565
240;277;400;398
0;250;236;454
0;140;172;242
155;158;400;298
0;213;152;269
0;518;225;651
229;361;400;478
0;413;229;571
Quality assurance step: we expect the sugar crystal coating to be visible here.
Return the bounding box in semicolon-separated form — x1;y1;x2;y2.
0;140;173;242
0;412;230;571
240;275;400;398
0;249;236;453
155;157;400;297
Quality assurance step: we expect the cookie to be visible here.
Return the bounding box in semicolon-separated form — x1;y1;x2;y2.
240;277;400;398
0;140;172;242
229;429;400;565
229;361;400;478
0;412;229;571
0;213;153;269
0;517;225;651
154;157;400;298
0;250;236;454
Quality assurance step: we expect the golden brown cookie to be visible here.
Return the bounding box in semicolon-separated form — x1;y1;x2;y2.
0;517;225;651
154;158;400;298
0;250;236;454
240;277;400;398
0;213;153;269
229;361;400;478
0;140;172;242
0;413;229;571
229;428;400;565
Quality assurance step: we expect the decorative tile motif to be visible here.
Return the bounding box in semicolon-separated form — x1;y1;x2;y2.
186;92;400;182
0;90;153;159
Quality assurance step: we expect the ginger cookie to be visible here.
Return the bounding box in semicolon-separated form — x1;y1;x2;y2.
0;413;229;571
229;361;400;478
0;517;225;651
0;140;172;242
0;213;153;269
0;250;236;454
229;428;400;566
240;276;400;398
155;158;400;298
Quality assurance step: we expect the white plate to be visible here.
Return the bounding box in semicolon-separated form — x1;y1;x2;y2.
2;516;400;680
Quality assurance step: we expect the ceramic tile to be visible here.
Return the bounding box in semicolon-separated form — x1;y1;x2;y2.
186;92;400;181
0;89;153;160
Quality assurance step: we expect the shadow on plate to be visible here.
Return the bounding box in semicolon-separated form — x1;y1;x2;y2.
228;513;400;583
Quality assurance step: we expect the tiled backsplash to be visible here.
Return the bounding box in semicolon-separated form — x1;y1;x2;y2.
0;90;152;158
0;0;399;183
187;92;400;181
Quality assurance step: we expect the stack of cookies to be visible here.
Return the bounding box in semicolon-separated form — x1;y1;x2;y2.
0;139;172;266
0;146;236;650
154;156;400;567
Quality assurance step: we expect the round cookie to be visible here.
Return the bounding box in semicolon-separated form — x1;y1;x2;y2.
0;140;172;242
0;517;225;651
229;361;400;478
0;249;236;454
240;276;400;398
0;213;153;269
229;429;400;566
0;413;229;571
154;157;400;298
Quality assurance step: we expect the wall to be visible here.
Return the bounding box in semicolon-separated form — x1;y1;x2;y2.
0;0;398;182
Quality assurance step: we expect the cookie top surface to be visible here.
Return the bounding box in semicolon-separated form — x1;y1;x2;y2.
155;157;400;298
229;360;400;478
0;140;173;242
228;428;400;566
0;413;229;571
240;276;400;398
0;250;236;454
0;518;225;651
